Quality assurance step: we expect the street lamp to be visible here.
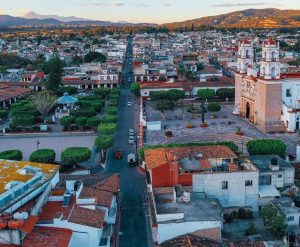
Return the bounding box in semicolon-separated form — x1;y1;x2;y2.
36;140;40;150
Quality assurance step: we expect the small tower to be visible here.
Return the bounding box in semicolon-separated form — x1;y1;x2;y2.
237;37;254;74
260;37;280;80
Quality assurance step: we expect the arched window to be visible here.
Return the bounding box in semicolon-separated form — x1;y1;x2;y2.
246;49;249;58
271;67;276;78
261;66;265;76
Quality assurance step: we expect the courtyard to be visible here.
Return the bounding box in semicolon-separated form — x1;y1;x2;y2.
144;101;300;155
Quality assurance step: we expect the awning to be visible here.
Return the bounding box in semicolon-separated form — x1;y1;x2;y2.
259;185;280;198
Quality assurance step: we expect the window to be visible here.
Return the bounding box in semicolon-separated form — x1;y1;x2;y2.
278;174;283;178
286;89;292;97
245;180;253;186
259;175;271;185
222;181;228;190
287;216;294;222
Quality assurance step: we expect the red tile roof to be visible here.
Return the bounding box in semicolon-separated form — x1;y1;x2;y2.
68;206;105;229
22;226;72;247
0;83;32;102
79;187;113;208
93;174;119;193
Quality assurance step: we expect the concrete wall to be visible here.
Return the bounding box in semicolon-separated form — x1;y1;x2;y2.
192;171;259;211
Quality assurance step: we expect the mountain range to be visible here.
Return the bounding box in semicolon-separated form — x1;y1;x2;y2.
0;8;300;28
164;8;300;29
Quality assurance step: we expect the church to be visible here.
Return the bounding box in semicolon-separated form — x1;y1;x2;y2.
234;37;300;133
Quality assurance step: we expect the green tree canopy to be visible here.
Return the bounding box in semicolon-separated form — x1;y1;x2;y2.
97;123;117;135
44;56;63;93
84;52;106;63
30;149;56;164
131;83;140;97
0;150;22;161
61;147;91;166
247;139;286;157
207;103;221;113
197;88;215;100
95;135;115;150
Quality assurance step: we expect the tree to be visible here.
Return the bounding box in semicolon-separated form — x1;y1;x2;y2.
216;88;235;99
196;62;204;71
44;56;63;93
30;149;56;164
84;51;106;63
197;89;215;124
60;116;75;131
61;147;91;167
31;90;57;122
131;83;140;97
0;150;22;161
93;87;111;96
154;100;174;119
86;116;101;130
75;116;87;130
97;123;117;135
95;135;115;160
167;89;185;102
0;110;8;119
207;103;221;113
177;64;185;80
262;207;287;238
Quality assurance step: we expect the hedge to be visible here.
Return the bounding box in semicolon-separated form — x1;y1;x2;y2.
75;116;87;127
207;103;221;112
0;110;8;119
0;150;22;161
86;116;101;128
216;88;235;99
12;116;35;127
70;108;97;118
30;149;56;163
93;88;111;96
139;142;239;159
101;114;117;124
61;147;91;166
247;139;287;157
97;123;117;135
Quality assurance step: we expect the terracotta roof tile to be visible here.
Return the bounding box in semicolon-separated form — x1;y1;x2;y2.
79;187;113;208
93;174;119;193
68;206;105;229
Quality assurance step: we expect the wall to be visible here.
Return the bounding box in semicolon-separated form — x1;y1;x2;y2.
157;221;221;244
192;171;259;211
152;163;178;188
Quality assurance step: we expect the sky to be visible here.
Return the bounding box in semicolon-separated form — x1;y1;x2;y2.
1;0;300;24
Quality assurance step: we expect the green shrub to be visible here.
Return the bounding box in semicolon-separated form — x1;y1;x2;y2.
0;150;22;161
207;103;221;112
245;223;257;236
109;94;119;100
101;114;117;124
93;87;110;96
261;207;287;238
216;88;235;99
95;135;115;150
0;110;8;119
70;108;97;117
60;116;75;130
238;208;253;219
61;147;91;166
247;139;286;157
12;116;35;128
75;116;87;127
91;102;104;112
86;116;101;129
97;123;117;135
108;100;118;107
30;149;56;163
107;106;118;115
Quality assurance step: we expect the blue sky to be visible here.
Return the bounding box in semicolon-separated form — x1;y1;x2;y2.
1;0;300;23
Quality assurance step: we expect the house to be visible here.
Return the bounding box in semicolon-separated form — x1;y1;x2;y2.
145;145;259;211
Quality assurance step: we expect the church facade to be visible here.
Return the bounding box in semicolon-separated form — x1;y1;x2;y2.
234;38;285;133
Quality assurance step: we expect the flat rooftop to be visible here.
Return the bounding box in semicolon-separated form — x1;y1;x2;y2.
0;159;59;195
249;155;293;172
154;191;223;222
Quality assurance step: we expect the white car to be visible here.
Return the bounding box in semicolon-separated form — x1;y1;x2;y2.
127;101;132;107
129;129;134;136
128;136;134;144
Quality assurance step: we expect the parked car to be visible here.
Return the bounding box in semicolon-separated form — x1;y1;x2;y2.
129;129;134;136
128;136;134;144
127;101;132;107
115;150;123;159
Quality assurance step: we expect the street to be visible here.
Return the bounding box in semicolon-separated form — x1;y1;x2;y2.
102;37;151;247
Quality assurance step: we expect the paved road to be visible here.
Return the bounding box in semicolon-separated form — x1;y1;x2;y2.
210;58;233;78
102;37;151;247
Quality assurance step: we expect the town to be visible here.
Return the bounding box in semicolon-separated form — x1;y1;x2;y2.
0;7;300;247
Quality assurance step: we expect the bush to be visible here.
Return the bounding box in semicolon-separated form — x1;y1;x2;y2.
70;108;97;118
150;89;184;101
29;149;56;163
0;150;22;161
91;102;104;112
261;207;287;238
247;139;286;157
95;135;115;150
60;116;75;130
101;114;117;124
93;87;110;96
12;116;35;128
107;106;118;115
86;116;101;129
216;88;235;99
97;123;117;135
61;147;91;166
108;100;118;107
245;223;257;236
238;208;253;219
0;110;8;119
207;103;221;113
131;83;140;96
75;116;87;127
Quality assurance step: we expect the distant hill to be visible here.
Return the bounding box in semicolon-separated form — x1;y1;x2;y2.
163;8;300;29
22;11;93;22
0;15;61;27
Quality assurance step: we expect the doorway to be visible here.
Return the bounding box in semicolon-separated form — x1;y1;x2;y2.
246;102;251;119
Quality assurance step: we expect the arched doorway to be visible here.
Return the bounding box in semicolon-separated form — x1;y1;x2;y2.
246;102;251;119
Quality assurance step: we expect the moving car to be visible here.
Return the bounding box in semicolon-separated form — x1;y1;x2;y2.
115;150;123;159
128;153;136;167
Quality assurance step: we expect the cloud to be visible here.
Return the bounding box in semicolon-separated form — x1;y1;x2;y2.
164;3;172;7
83;1;124;7
211;2;272;7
